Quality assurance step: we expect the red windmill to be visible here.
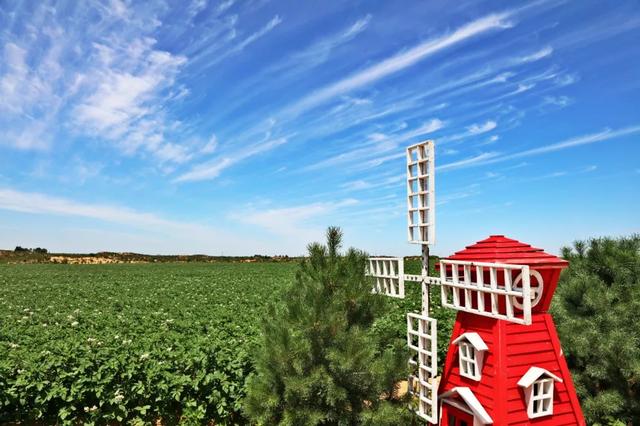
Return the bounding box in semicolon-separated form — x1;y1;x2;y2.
366;140;586;425
437;235;586;426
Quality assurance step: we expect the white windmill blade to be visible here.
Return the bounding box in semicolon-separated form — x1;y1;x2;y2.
366;257;405;298
437;259;533;325
407;312;438;423
406;140;435;245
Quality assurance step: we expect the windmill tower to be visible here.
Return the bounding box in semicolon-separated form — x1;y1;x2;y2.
367;140;585;425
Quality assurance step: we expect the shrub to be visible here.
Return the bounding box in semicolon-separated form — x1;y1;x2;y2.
244;227;411;425
552;235;640;425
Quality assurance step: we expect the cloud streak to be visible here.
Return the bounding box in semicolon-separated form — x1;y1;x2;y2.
439;124;640;172
284;13;513;115
174;137;287;182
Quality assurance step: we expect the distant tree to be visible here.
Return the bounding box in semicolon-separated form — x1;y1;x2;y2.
14;246;29;252
33;247;48;254
244;227;411;425
552;235;640;425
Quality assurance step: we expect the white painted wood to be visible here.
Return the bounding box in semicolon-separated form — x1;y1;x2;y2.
518;367;562;419
407;140;435;245
440;387;494;424
517;366;563;387
367;257;405;298
436;260;533;325
407;312;438;423
452;333;488;381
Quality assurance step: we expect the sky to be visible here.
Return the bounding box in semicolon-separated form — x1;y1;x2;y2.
0;0;639;257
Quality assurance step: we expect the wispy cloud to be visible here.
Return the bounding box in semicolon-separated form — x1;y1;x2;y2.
285;13;513;115
468;120;497;135
174;137;287;182
221;15;282;59
437;152;500;171
284;14;371;71
517;46;553;63
0;186;204;232
439;120;498;143
303;118;444;172
234;198;358;239
74;39;189;163
439;124;640;172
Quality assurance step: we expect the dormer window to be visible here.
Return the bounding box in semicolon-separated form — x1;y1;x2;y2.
518;367;563;418
452;332;488;381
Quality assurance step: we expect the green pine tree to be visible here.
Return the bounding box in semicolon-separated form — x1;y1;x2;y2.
244;227;412;425
552;235;640;425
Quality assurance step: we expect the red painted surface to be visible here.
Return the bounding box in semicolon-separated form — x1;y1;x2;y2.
437;236;585;426
442;403;474;426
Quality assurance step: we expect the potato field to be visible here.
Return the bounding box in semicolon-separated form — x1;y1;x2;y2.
0;262;298;425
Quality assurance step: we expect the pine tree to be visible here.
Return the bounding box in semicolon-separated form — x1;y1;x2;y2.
244;227;411;425
552;235;640;425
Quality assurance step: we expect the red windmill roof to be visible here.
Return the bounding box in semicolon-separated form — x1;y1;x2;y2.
446;235;568;268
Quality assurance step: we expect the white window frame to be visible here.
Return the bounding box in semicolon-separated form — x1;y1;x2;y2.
458;341;479;380
518;366;562;419
529;377;554;418
452;332;488;381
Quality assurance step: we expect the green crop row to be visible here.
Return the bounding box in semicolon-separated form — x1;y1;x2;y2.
0;263;297;425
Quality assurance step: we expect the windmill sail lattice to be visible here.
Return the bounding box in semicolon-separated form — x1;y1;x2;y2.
407;141;435;245
365;139;534;424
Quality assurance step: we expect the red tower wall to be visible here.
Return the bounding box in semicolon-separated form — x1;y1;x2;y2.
439;311;585;425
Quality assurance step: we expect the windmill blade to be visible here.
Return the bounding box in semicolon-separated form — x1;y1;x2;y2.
437;259;533;325
367;257;405;298
406;141;435;245
407;312;438;423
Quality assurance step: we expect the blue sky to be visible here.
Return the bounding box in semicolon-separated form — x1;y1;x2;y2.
0;0;638;256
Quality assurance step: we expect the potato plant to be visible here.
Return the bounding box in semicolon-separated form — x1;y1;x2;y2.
0;262;296;425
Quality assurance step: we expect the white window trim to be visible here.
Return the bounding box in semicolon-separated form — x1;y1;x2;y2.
452;332;488;381
440;387;493;425
518;367;563;419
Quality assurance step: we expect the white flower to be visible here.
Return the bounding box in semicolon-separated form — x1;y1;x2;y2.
114;391;124;403
71;321;79;327
140;353;150;360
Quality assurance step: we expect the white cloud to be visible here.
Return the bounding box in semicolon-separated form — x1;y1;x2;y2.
175;137;287;182
437;152;500;171
467;120;497;135
517;46;553;63
285;13;513;115
543;95;572;108
402;119;446;140
235;199;358;239
201;134;218;154
288;14;371;69
0;186;278;254
73;39;189;163
217;0;235;13
0;187;199;231
554;73;579;87
341;180;371;191
439;124;640;172
210;15;283;64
